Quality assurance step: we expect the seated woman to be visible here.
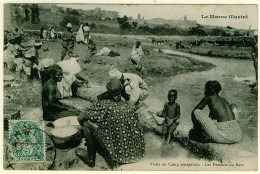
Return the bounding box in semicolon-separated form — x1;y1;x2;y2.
189;80;242;144
130;41;144;71
42;64;79;121
57;53;89;98
76;78;145;169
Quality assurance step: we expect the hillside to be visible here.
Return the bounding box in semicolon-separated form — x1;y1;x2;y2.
4;3;252;36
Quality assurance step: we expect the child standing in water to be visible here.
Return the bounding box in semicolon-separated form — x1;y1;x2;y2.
158;89;180;144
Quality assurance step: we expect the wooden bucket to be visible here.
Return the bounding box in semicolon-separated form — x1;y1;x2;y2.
51;126;82;149
53;116;81;129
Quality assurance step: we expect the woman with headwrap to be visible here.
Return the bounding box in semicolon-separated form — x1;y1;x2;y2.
42;64;79;121
76;78;145;169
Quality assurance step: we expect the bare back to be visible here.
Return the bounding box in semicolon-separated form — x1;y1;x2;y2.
207;96;235;122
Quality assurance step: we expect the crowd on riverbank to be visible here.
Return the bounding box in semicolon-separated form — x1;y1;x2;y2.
3;21;257;169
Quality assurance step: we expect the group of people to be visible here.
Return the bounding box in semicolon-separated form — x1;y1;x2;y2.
4;23;244;169
42;64;149;168
43;60;242;169
4;28;42;80
61;22;94;64
40;26;56;40
157;81;242;146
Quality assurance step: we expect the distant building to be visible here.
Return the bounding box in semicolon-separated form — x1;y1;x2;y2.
101;10;119;19
136;13;144;25
184;15;187;21
138;13;141;20
179;15;197;28
84;7;119;20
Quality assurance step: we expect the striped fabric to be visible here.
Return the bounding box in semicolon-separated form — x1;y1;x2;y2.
194;109;242;144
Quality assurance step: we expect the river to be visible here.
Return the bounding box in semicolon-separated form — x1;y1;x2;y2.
119;50;257;171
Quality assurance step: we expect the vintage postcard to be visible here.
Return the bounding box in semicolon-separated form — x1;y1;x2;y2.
1;0;259;172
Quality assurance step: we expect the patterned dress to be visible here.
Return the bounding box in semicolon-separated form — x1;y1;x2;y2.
194;109;242;144
83;100;145;163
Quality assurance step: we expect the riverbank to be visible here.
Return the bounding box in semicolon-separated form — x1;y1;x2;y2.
3;36;257;171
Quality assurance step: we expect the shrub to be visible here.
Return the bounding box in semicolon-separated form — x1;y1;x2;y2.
60;15;80;29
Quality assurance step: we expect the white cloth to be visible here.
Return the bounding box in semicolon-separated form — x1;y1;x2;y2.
42;30;47;39
131;46;143;56
83;26;90;44
4;44;15;63
38;58;54;71
84;34;91;44
83;26;90;32
130;46;143;64
123;73;149;103
76;24;84;43
50;29;55;38
96;47;111;56
57;58;81;98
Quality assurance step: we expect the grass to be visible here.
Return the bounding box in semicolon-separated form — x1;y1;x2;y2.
78;35;215;85
4;34;215;109
177;45;253;59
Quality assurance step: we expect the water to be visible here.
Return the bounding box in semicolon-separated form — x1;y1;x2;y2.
119;50;257;171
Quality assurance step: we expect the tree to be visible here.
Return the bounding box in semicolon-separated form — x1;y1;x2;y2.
22;4;30;21
137;26;152;34
188;25;206;36
57;7;64;13
233;30;241;36
60;15;80;29
117;15;131;31
70;9;80;16
132;21;137;29
90;23;96;28
24;7;30;21
30;4;40;23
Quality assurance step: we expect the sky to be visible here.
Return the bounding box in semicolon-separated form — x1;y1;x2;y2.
57;4;258;30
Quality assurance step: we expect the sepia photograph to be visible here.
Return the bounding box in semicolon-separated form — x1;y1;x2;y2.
2;0;258;171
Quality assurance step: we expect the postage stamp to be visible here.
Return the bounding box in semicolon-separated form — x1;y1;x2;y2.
8;120;45;163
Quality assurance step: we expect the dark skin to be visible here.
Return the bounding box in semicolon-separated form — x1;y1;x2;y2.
162;91;180;144
42;69;77;112
73;59;88;84
135;41;141;48
165;91;180;120
24;45;42;65
75;73;88;84
191;89;235;123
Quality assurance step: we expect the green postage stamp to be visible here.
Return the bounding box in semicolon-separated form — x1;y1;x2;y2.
9;120;45;163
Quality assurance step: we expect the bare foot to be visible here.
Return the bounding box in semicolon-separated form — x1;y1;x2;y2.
75;148;95;168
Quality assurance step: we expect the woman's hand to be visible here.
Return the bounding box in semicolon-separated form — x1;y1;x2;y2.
77;112;86;126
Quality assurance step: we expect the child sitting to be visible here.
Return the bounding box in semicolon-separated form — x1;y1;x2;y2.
158;89;180;144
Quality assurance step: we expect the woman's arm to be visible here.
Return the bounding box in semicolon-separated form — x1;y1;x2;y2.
193;97;208;110
75;74;88;84
46;85;71;111
191;96;209;117
77;101;108;125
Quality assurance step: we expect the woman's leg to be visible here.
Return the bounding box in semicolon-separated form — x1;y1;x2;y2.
75;121;98;167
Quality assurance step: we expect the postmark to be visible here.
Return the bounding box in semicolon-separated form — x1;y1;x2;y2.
9;120;45;163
